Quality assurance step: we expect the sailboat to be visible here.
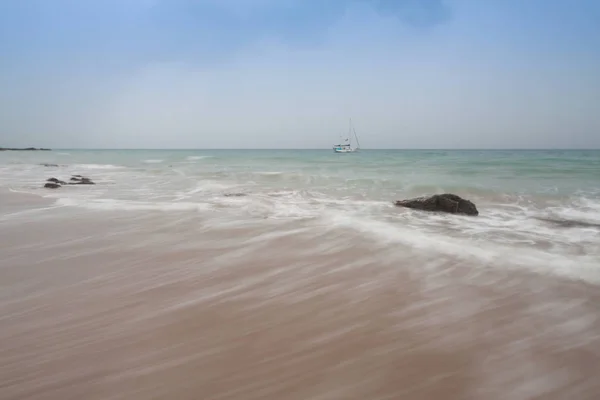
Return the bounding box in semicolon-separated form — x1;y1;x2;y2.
333;118;360;153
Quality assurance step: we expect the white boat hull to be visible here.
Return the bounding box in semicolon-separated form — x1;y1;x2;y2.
333;147;358;153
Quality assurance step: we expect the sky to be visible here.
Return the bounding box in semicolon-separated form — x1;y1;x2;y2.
1;0;599;149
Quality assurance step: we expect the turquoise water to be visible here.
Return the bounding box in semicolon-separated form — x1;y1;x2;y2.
3;149;599;198
2;149;600;214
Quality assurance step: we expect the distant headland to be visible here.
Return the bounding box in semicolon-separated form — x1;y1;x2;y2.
0;147;51;151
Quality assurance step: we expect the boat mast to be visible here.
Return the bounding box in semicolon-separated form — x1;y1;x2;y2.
348;118;353;148
352;122;360;149
349;118;360;149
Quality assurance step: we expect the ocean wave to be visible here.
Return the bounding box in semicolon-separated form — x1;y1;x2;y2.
221;190;390;220
255;171;284;176
55;198;212;212
184;181;239;196
323;211;600;283
534;217;600;229
402;185;493;197
143;159;164;164
72;164;124;170
186;156;213;161
541;209;600;227
540;197;600;226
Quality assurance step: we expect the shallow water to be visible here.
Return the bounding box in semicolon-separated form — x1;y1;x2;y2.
1;149;599;399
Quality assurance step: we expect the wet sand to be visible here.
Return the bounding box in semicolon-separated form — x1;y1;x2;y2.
1;191;600;399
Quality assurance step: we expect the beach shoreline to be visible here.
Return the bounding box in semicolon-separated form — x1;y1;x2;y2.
1;149;599;399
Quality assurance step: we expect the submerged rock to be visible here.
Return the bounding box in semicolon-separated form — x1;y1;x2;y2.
45;175;95;188
535;217;600;229
69;178;95;185
69;175;95;184
395;193;478;216
224;193;247;197
40;163;60;167
47;177;67;185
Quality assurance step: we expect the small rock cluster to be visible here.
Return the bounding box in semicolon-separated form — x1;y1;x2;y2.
44;175;95;189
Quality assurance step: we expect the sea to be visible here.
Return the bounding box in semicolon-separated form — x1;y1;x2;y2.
1;149;599;399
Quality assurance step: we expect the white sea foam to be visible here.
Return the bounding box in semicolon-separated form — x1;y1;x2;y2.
323;211;600;283
72;164;124;170
268;202;320;220
183;181;238;195
143;159;164;164
185;156;212;161
171;169;187;177
545;201;600;225
55;198;212;212
453;208;600;248
256;171;284;176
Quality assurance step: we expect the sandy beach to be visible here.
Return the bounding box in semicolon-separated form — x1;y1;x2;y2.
1;181;599;399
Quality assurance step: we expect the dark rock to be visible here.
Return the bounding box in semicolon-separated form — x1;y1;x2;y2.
44;182;61;189
224;193;247;197
47;177;67;185
395;193;478;216
0;147;51;151
40;163;60;167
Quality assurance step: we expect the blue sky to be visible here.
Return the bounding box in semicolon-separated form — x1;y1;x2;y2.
1;0;599;148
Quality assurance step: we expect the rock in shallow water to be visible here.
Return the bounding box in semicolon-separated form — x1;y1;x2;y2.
394;193;478;216
44;175;95;188
47;177;67;185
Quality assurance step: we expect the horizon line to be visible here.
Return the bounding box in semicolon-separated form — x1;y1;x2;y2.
23;148;600;151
